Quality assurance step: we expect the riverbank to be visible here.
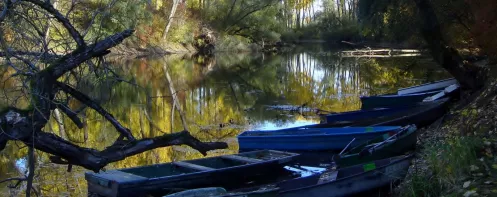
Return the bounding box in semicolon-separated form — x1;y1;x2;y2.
396;64;497;196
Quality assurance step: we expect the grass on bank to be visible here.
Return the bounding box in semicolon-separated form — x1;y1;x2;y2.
401;137;482;197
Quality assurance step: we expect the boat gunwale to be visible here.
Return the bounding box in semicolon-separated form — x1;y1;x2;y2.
366;97;450;126
361;90;440;99
238;126;402;138
325;97;447;121
85;150;299;187
397;78;457;95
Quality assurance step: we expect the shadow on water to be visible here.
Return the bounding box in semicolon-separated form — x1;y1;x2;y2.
0;44;451;196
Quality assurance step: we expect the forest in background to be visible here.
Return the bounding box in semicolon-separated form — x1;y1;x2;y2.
15;0;485;55
1;0;497;196
2;0;495;55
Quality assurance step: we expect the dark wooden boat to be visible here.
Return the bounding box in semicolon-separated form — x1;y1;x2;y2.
322;98;450;128
360;90;439;110
85;150;299;197
210;155;413;197
164;187;279;197
397;78;457;95
237;126;403;151
277;154;413;197
360;84;459;110
334;124;417;167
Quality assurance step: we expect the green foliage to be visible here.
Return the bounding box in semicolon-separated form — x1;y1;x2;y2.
216;35;254;52
199;0;284;44
280;30;302;43
167;20;197;44
401;137;482;197
285;0;363;42
73;0;152;40
402;173;444;197
321;19;361;42
358;0;420;42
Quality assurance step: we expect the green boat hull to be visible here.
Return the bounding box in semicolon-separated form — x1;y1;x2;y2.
335;125;417;167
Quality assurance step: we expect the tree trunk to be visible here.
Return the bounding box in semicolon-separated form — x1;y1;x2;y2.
162;0;180;41
163;64;188;131
336;0;341;18
53;109;68;139
414;0;484;90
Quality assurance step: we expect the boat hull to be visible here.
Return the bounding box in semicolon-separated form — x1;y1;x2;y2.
322;98;450;128
278;155;413;197
238;127;401;151
336;126;417;167
360;90;439;110
86;150;298;197
397;78;457;95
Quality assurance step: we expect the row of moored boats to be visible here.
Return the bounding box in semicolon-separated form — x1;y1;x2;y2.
86;78;460;197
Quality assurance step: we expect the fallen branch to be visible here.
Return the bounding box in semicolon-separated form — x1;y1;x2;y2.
53;103;84;129
0;177;26;188
1;108;227;172
55;82;134;141
39;130;227;172
45;29;134;79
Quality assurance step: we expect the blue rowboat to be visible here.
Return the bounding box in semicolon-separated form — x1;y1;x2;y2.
321;98;450;128
237;126;403;151
85;150;299;197
397;78;457;95
360;90;439;110
360;83;460;110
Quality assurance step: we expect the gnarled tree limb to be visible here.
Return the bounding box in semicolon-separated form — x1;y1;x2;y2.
44;29;134;79
1;109;228;172
52;103;84;129
41;130;227;172
55;81;134;141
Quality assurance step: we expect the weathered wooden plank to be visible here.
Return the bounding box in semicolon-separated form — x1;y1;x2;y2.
173;161;215;171
221;155;263;163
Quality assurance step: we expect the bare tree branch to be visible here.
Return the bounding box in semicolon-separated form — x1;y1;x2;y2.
41;130;227;172
0;177;26;188
52;103;84;129
55;81;134;140
46;29;134;79
23;0;86;47
0;51;61;60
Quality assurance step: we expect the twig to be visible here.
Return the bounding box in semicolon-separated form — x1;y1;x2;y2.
23;0;86;47
0;177;26;188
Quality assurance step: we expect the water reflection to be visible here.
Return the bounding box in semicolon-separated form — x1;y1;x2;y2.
251;120;317;131
0;46;450;196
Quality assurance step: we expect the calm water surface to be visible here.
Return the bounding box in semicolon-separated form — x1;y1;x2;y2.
0;46;450;196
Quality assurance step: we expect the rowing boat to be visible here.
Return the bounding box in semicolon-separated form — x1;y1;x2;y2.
85;150;299;197
237;126;404;151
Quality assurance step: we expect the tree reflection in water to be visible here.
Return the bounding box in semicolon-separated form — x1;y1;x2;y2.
0;47;450;196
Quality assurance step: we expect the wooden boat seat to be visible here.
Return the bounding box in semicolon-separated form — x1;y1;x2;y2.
173;161;215;171
220;155;263;163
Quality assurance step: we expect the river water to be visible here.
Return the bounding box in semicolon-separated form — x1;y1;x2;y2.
0;45;450;196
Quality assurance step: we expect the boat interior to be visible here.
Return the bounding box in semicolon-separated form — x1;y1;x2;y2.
117;150;296;178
